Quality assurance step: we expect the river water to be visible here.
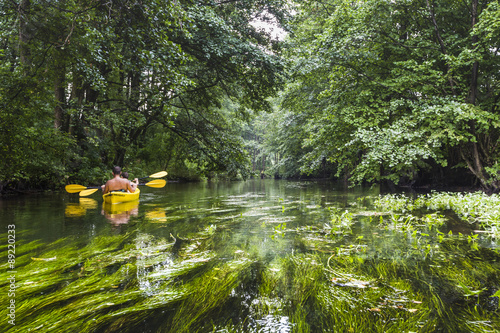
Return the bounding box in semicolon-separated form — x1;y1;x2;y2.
1;180;499;332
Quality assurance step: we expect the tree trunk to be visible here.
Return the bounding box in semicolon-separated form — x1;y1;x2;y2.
469;0;479;106
252;148;256;172
426;0;455;94
18;0;31;67
69;70;85;135
462;0;493;191
54;61;66;130
460;146;489;189
114;148;126;167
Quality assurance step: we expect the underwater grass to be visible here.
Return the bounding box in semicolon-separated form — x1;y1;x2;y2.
2;186;500;332
233;191;500;332
229;252;430;333
0;227;218;332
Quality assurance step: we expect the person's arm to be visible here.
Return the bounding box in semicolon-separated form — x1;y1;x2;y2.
127;179;136;193
103;182;110;194
130;178;138;191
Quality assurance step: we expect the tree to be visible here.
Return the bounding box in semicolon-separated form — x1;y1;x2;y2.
0;0;290;190
280;0;500;190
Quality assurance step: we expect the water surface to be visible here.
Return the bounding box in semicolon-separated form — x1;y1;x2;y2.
1;180;499;332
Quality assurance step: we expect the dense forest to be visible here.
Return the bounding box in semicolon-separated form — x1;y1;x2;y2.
1;0;500;193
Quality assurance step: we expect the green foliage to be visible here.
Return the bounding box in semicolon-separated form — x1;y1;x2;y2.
243;95;338;179
0;65;74;189
272;0;500;188
374;191;500;238
0;0;290;190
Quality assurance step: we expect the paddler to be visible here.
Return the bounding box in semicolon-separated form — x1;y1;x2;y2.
102;166;138;194
121;172;138;192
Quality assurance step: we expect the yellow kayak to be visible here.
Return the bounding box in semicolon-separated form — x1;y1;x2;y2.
103;188;140;204
102;200;139;225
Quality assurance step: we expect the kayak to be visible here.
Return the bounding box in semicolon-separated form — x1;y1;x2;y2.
103;188;140;204
102;200;139;215
102;200;139;225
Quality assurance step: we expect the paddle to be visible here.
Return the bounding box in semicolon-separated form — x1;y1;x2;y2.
78;189;100;197
79;179;167;197
65;184;99;193
141;179;166;188
139;171;167;180
65;171;167;194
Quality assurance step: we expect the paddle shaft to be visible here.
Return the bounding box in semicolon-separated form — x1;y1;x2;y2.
67;171;166;194
79;179;165;196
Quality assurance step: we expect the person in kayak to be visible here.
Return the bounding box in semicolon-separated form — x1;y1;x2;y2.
102;166;138;194
121;171;138;192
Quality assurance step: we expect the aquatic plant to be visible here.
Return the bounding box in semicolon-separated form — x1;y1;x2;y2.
2;184;500;332
374;192;500;238
374;194;420;213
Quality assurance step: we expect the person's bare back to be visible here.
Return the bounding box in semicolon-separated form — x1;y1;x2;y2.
103;166;136;194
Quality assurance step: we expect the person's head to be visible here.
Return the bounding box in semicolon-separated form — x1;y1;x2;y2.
121;172;129;179
112;166;122;175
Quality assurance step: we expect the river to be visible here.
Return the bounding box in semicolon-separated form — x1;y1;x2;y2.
1;180;499;332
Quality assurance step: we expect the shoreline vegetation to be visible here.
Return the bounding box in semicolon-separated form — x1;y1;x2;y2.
2;0;500;329
2;0;500;197
0;177;488;198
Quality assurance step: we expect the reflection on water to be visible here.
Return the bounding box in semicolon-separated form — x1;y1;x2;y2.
65;198;98;217
145;207;168;222
1;180;499;332
102;200;139;225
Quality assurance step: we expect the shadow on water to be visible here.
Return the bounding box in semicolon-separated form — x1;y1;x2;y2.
0;180;499;332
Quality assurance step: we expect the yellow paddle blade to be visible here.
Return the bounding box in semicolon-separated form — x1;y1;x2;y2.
145;179;166;188
79;188;99;197
65;184;88;193
149;171;168;178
